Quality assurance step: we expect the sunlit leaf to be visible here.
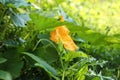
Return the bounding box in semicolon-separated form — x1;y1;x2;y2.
62;51;88;62
0;70;12;80
76;66;88;80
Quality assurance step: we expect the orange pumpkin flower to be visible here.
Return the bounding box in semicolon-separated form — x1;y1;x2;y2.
50;26;78;51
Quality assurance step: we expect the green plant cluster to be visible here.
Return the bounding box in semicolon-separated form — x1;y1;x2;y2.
0;0;120;80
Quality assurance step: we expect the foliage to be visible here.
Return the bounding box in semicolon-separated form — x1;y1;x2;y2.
0;0;120;80
0;0;30;79
61;0;120;35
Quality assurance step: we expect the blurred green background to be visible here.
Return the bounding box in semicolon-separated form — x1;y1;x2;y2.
28;0;120;35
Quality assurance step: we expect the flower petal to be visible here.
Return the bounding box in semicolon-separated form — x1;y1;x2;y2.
50;26;78;51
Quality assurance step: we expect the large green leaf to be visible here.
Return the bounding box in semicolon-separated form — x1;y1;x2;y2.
29;13;59;30
10;10;31;27
22;52;59;78
0;70;12;80
35;63;59;80
35;34;58;63
29;9;88;33
0;48;23;78
34;46;58;64
12;13;30;27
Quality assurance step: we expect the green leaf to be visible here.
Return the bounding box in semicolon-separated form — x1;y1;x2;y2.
0;48;23;78
62;51;88;62
11;13;31;27
4;39;19;47
0;0;6;4
104;37;120;44
0;70;12;80
9;9;31;27
22;52;58;78
75;66;88;80
10;0;29;8
0;0;29;7
29;13;58;30
92;77;100;80
58;40;64;52
34;46;58;64
0;57;7;64
38;34;50;45
29;12;86;32
35;63;59;80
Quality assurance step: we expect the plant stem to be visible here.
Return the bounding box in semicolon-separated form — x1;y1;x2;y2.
32;39;57;51
0;8;7;24
62;70;65;80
